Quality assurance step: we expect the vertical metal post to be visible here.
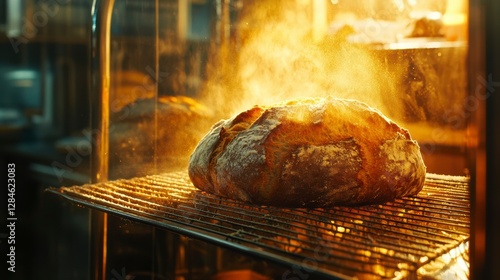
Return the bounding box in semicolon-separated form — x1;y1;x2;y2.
467;0;500;279
468;1;485;280
90;0;115;184
90;0;115;279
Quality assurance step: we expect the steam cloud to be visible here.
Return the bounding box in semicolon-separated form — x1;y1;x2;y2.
200;0;400;120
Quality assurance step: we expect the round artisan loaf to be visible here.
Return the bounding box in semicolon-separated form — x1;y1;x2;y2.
188;97;426;207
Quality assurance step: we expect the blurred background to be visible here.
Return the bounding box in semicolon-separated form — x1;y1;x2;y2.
0;1;92;279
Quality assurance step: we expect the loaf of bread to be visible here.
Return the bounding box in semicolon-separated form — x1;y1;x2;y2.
188;97;426;207
110;96;214;178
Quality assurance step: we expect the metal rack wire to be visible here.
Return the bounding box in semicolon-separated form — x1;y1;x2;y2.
47;172;469;279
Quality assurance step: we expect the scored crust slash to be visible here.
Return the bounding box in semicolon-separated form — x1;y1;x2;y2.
188;97;426;208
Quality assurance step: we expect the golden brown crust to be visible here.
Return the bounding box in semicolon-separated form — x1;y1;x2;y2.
188;97;426;207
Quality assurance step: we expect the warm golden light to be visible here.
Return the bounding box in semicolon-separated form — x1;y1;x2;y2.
200;0;400;120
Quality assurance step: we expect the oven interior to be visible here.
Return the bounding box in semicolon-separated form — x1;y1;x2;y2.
42;0;492;279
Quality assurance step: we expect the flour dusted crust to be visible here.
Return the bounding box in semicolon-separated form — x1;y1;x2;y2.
188;97;426;207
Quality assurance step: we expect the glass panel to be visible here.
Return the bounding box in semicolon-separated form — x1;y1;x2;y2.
104;0;469;178
108;0;158;179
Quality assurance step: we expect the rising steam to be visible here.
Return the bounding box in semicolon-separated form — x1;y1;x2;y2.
200;0;401;120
